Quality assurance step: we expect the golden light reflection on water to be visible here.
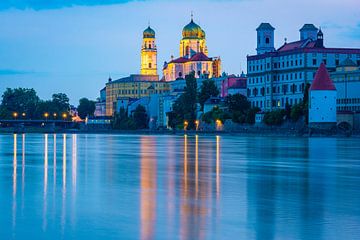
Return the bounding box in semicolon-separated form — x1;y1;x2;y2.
72;134;77;191
61;134;67;233
216;135;220;198
140;136;157;240
43;134;48;231
12;134;17;229
179;134;221;240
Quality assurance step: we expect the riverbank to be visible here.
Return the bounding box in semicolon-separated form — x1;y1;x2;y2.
1;126;359;138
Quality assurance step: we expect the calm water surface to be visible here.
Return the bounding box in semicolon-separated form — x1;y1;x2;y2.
0;134;360;240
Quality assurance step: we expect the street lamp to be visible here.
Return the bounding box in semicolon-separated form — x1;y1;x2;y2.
13;112;18;120
62;113;67;121
216;119;222;131
22;112;26;118
44;112;49;121
195;120;199;131
184;120;188;131
53;113;57;119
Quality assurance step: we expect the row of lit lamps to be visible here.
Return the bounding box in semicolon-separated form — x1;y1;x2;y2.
183;119;222;131
12;112;68;120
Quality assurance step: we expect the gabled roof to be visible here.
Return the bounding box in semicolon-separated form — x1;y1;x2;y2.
310;63;336;91
190;52;212;61
170;57;189;64
277;39;316;52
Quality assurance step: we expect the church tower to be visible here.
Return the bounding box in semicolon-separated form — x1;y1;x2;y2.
141;26;157;75
180;15;208;58
256;23;275;55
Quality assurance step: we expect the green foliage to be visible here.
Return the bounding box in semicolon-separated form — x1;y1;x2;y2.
0;88;71;120
290;103;304;122
245;107;261;124
168;72;198;130
263;109;286;125
198;79;219;110
224;94;253;124
0;88;39;119
303;83;311;125
77;98;96;119
112;107;136;130
202;107;227;124
225;94;251;113
132;105;148;129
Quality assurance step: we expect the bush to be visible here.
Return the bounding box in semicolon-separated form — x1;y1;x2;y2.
245;107;261;124
263;110;286;125
290;103;304;122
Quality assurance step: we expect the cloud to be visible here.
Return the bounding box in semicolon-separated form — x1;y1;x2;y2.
0;69;34;75
0;0;141;10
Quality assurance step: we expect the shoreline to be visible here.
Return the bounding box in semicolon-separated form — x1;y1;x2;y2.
1;127;358;138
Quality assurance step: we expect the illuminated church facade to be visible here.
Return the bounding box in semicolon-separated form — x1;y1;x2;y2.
162;17;221;81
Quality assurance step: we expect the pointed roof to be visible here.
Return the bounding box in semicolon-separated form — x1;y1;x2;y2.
310;63;336;91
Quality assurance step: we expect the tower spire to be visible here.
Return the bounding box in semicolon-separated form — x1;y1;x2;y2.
191;11;193;21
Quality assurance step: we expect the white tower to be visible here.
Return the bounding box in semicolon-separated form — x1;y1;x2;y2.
309;63;337;126
256;23;275;55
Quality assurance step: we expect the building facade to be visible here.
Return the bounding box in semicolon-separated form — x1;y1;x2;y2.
163;17;221;81
247;23;360;111
331;58;360;112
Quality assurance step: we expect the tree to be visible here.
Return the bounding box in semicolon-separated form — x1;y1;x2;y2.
0;88;39;119
112;107;136;130
168;72;198;130
290;103;304;122
303;83;311;125
77;98;96;119
52;93;70;113
225;94;251;114
198;79;219;110
263;109;286;125
245;107;261;124
132;105;148;129
224;94;251;124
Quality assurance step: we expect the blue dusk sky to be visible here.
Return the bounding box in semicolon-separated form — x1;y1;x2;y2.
0;0;359;104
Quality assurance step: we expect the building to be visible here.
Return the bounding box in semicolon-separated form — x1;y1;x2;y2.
94;87;106;117
247;23;360;111
141;26;158;75
162;17;221;81
221;73;247;97
203;97;226;113
104;26;170;116
331;58;360;112
309;63;337;126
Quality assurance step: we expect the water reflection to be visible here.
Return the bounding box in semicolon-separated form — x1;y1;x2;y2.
140;136;157;240
43;134;48;231
12;134;17;229
1;134;360;239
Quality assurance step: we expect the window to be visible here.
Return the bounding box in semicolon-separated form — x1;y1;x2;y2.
313;59;317;65
266;37;270;44
336;59;339;66
149;63;152;68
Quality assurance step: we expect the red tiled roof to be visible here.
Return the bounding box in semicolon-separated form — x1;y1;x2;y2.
190;52;212;61
310;63;336;91
170;57;189;63
277;39;317;52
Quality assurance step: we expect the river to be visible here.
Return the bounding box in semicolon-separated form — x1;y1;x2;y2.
0;134;359;239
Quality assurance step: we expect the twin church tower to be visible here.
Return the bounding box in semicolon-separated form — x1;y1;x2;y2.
140;17;221;81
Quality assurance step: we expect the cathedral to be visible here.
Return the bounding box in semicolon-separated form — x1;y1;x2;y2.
140;17;221;81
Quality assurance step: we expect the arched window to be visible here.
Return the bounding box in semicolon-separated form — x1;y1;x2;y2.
148;43;152;49
149;63;152;68
186;46;190;56
178;72;182;77
197;70;201;77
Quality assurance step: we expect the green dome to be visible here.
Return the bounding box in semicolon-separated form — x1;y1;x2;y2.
182;19;205;39
143;26;155;38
